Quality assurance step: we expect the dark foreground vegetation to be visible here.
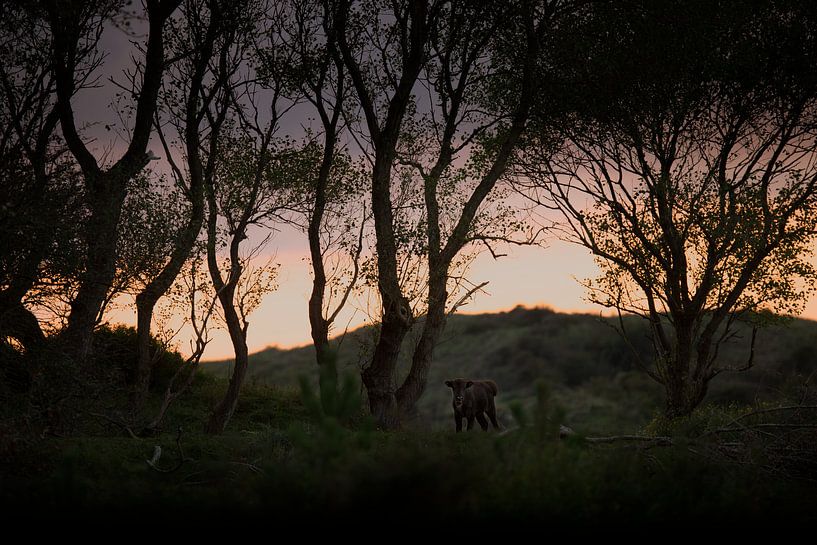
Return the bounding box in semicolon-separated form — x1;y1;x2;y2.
2;310;816;527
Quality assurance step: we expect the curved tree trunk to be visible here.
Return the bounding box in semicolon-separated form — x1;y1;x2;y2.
0;255;46;352
307;130;335;383
132;199;204;410
47;0;180;361
334;0;430;429
204;303;248;434
63;182;127;359
202;157;253;434
132;0;221;410
396;277;447;415
0;301;45;351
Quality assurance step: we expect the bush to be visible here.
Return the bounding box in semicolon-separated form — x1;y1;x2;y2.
90;324;185;392
642;402;754;438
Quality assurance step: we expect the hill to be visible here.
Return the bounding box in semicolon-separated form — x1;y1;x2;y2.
201;306;817;433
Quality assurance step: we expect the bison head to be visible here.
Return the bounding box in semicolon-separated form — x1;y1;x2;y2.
445;378;473;410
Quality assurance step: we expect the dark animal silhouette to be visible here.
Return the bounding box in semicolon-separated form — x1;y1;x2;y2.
445;378;499;432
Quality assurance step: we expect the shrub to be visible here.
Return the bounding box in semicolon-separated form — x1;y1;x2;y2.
90;324;185;392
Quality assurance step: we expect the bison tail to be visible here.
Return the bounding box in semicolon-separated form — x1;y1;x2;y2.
485;380;498;396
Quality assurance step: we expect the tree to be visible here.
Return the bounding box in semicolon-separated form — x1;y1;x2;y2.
200;6;307;431
517;0;817;417
333;0;557;426
333;0;439;427
44;0;181;360
0;1;77;352
392;0;555;418
273;0;367;408
144;246;218;433
203;132;299;434
131;0;241;411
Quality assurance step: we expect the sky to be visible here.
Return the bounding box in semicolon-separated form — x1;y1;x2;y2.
108;230;817;361
69;13;817;361
112;235;605;360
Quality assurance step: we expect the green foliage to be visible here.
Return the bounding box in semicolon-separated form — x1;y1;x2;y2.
507;381;565;444
90;324;185;392
520;0;817;418
117;172;189;291
0;323;191;441
298;349;363;424
4;387;815;525
644;403;752;438
3;353;816;524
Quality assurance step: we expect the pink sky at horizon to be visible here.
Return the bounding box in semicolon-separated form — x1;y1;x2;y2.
110;238;603;360
107;235;817;361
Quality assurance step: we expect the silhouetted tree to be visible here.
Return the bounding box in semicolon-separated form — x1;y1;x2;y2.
203;134;288;434
43;0;181;360
0;2;81;352
202;1;309;432
145;247;218;433
518;0;817;417
332;0;439;427
131;0;241;411
333;0;560;426
273;0;366;407
393;0;561;418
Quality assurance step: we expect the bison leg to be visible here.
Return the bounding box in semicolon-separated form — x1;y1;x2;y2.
487;402;499;429
467;415;475;430
476;413;489;431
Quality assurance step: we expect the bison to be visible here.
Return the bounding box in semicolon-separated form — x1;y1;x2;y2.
445;378;499;432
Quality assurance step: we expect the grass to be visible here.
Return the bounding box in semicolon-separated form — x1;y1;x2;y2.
2;372;816;529
3;314;817;529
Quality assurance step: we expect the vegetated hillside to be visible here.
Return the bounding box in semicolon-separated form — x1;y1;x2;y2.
202;306;817;433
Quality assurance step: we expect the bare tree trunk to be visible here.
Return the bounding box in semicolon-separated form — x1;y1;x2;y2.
657;317;713;418
366;160;413;420
396;276;447;415
202;155;253;434
362;308;410;429
63;182;127;359
358;156;414;427
132;0;223;410
132;204;204;410
0;10;62;352
307;130;335;379
133;296;155;404
202;247;250;434
0;301;45;351
664;373;709;419
144;359;198;434
0;254;46;351
204;309;248;434
383;2;543;421
46;0;180;360
334;0;430;428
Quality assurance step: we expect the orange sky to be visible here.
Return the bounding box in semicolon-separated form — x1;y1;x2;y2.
107;235;817;361
108;238;597;360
